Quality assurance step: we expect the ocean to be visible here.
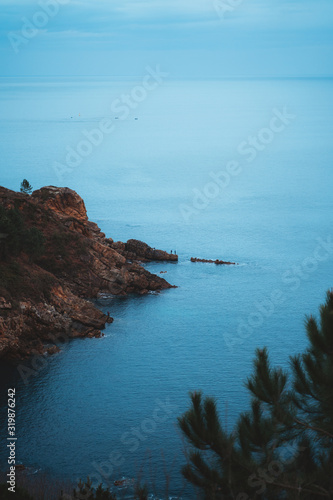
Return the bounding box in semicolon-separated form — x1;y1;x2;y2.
0;77;332;498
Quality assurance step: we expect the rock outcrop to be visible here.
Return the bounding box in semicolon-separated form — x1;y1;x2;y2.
190;257;237;265
111;239;178;263
0;186;176;360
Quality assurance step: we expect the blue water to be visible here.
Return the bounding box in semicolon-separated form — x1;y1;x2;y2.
0;77;333;498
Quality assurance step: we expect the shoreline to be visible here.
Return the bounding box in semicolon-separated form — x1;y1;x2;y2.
0;185;177;361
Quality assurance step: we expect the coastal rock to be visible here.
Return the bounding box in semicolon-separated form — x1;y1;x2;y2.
190;257;237;265
0;186;175;360
15;464;26;472
46;345;60;355
32;186;88;223
0;297;12;309
112;238;178;262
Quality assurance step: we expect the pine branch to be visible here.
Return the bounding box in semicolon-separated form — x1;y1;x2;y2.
269;480;330;498
293;417;333;439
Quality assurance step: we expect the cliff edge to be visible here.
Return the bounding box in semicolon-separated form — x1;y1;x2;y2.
0;186;176;360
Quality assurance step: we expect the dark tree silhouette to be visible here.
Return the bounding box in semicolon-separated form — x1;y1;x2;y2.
59;478;117;500
20;179;33;195
179;291;333;499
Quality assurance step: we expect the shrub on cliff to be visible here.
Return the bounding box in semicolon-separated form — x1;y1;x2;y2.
24;226;45;259
0;205;45;260
179;291;333;499
20;179;33;195
0;261;22;293
38;230;88;277
0;206;24;257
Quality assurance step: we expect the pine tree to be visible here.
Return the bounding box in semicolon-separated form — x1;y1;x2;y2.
20;179;33;195
59;478;117;500
178;291;333;499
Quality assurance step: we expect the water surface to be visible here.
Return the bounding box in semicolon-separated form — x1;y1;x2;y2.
0;77;332;497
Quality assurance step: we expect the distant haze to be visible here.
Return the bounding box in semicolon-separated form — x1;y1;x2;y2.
1;0;333;78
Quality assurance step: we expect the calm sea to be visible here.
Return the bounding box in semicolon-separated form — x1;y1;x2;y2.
0;77;332;498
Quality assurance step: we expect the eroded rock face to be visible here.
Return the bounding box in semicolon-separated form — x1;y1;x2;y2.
32;186;88;223
0;297;12;310
0;186;176;360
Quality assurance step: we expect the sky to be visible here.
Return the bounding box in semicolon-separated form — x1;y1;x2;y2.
0;0;333;78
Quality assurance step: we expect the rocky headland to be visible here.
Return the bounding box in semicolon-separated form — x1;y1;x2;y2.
0;186;176;360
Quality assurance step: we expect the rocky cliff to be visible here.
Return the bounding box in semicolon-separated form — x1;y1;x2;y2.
0;186;176;360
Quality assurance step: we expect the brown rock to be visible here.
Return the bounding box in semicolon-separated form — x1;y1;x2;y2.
0;297;12;310
0;185;176;360
31;186;88;223
15;464;26;472
46;345;60;355
191;257;237;265
113;238;178;262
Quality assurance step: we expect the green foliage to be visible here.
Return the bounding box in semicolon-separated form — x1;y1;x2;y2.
20;179;33;195
28;271;55;300
0;205;45;261
0;260;54;301
49;231;72;258
0;483;34;499
24;226;45;259
59;478;117;500
0;205;24;257
0;261;23;291
179;291;333;499
38;230;88;276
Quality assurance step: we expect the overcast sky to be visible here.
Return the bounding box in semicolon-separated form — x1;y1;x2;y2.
1;0;333;78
